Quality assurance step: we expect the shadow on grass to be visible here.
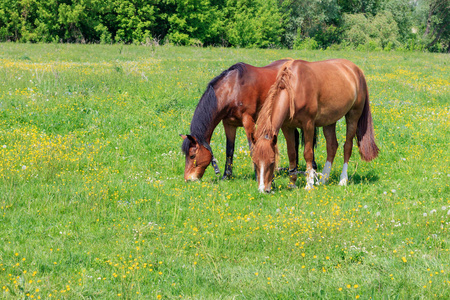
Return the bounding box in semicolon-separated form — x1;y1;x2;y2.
350;170;380;184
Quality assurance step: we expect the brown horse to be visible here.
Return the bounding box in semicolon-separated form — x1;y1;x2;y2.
181;60;317;181
252;59;379;192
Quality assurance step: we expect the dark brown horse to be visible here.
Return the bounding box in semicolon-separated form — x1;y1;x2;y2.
181;60;317;181
252;59;379;192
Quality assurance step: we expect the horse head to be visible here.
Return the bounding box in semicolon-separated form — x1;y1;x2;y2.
180;134;212;181
252;134;278;193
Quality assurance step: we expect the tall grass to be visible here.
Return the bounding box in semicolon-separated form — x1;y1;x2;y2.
0;43;449;299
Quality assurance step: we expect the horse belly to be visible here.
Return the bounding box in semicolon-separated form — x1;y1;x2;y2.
315;91;357;127
223;115;243;127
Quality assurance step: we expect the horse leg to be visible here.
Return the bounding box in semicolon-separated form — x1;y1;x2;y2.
302;122;316;190
339;118;358;186
300;129;318;170
320;123;338;185
294;129;300;169
282;127;299;188
312;128;318;171
223;123;237;180
242;114;257;179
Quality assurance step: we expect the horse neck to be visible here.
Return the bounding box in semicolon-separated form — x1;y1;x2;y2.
201;76;241;140
189;85;222;144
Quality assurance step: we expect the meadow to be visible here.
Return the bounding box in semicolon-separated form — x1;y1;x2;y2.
0;43;449;299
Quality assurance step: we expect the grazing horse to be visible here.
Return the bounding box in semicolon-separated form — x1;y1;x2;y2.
252;59;379;193
181;60;317;181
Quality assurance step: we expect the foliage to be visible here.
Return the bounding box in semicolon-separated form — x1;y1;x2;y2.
225;0;284;48
293;36;319;50
113;0;159;44
164;0;225;46
280;0;341;49
338;0;383;15
343;11;400;50
0;0;448;51
382;0;415;43
415;0;450;52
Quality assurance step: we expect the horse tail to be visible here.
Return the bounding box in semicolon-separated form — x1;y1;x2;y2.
356;76;379;161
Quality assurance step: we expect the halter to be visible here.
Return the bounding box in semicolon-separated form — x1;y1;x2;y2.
200;142;220;175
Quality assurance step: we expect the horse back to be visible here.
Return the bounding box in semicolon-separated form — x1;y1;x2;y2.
217;60;288;123
290;59;367;127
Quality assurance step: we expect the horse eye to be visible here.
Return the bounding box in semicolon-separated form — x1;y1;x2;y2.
190;155;196;159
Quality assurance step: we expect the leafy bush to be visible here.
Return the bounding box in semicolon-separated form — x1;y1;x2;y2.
0;0;447;52
315;25;343;49
225;0;283;48
113;0;158;44
370;11;400;49
293;37;319;50
280;0;340;49
165;0;224;46
343;11;400;50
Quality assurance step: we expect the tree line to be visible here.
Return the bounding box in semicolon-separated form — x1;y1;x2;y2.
0;0;449;52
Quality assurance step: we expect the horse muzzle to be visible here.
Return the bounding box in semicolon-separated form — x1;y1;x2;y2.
185;175;199;182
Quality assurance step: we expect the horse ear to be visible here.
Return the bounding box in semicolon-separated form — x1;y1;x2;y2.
180;134;197;146
272;135;278;146
186;134;197;145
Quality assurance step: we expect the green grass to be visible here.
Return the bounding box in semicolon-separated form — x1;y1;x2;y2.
0;43;449;299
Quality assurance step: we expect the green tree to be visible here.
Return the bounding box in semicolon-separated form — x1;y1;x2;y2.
382;0;415;43
225;0;283;48
370;10;400;49
342;13;369;47
163;0;224;46
419;0;450;52
338;0;382;15
343;11;399;49
0;0;21;41
279;0;341;49
113;0;159;43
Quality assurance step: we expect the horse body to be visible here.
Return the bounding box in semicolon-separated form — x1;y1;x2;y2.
253;59;378;192
182;60;316;181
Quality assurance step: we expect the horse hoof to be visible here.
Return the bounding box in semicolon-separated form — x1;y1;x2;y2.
287;183;298;189
305;184;315;190
221;174;232;180
339;178;348;186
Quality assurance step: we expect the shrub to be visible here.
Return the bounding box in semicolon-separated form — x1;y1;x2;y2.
370;11;400;49
343;11;400;50
342;13;369;48
293;37;319;50
225;0;283;48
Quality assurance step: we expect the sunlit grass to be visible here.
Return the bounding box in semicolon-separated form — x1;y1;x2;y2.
0;43;449;299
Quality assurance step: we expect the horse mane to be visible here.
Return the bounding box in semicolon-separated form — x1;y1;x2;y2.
252;60;296;168
254;59;295;141
182;63;247;155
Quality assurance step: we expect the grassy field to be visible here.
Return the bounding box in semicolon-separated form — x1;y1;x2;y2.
0;43;449;299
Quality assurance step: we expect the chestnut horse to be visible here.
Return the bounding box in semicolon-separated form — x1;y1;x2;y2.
181;60;317;181
252;59;379;192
